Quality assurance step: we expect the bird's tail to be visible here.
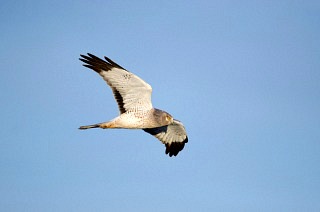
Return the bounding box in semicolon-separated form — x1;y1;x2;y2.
79;121;116;130
79;124;100;130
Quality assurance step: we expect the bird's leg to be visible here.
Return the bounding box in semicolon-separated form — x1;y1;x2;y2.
99;121;116;129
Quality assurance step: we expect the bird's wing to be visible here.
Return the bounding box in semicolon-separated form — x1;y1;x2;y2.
143;119;188;157
80;53;153;114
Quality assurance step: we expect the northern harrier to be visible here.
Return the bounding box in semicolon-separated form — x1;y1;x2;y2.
79;53;188;157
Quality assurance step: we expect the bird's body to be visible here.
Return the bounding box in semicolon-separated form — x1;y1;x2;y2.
80;108;172;129
79;53;188;157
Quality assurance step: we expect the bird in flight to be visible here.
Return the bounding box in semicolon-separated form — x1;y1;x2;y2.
79;53;188;157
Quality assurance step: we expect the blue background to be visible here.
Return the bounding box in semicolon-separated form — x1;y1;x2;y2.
1;1;320;211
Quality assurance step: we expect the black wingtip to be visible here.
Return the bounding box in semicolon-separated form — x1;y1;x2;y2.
104;56;125;69
79;53;127;73
165;136;188;157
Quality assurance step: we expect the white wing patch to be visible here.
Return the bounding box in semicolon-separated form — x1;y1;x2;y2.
80;54;153;114
99;67;153;113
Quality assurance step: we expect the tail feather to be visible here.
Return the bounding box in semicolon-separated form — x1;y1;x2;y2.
79;121;115;130
79;124;100;130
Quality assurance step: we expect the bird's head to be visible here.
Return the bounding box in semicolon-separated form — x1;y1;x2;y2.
162;112;174;125
153;109;174;126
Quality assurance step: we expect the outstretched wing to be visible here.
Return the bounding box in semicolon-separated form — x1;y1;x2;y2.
80;53;153;114
143;119;188;157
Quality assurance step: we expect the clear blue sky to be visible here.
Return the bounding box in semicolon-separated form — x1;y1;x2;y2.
1;1;320;211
